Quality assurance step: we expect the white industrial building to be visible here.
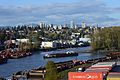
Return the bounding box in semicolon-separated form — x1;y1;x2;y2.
41;41;57;48
79;38;91;43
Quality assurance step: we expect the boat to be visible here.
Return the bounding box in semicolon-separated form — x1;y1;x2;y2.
10;52;32;59
43;51;78;58
28;67;46;79
10;54;24;59
106;52;120;59
12;71;28;80
0;57;8;64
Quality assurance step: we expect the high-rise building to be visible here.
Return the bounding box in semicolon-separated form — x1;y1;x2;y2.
39;22;43;28
81;22;86;28
70;20;75;28
74;25;78;29
58;25;62;29
39;22;46;28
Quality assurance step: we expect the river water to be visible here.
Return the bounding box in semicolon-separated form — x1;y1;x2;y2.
0;47;105;77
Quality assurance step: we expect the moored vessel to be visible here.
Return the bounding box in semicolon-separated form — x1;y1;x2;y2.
10;52;32;59
43;51;78;58
106;52;120;59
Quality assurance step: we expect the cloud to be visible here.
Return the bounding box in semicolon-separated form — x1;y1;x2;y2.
0;0;120;26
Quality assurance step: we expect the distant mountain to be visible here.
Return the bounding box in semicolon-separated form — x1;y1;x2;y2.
27;23;39;27
16;23;39;27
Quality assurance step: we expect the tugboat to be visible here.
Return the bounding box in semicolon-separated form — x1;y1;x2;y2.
43;51;78;58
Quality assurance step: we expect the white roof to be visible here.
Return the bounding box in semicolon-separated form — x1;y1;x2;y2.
91;62;116;67
16;39;29;43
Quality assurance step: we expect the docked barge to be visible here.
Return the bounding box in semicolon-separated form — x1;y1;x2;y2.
10;52;32;59
43;51;78;58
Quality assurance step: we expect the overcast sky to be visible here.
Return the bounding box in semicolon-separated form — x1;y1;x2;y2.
0;0;120;26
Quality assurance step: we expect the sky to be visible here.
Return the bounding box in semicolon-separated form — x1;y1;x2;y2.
0;0;120;26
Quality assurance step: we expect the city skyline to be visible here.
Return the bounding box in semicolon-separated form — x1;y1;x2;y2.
0;0;120;26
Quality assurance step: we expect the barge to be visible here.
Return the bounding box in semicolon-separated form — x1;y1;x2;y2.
43;51;78;58
10;52;32;59
106;52;120;59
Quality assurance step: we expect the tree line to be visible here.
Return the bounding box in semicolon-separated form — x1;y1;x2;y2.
91;27;120;51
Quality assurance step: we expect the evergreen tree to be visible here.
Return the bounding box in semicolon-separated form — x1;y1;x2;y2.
45;61;58;80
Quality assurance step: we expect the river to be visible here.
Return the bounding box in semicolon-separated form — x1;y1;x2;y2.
0;47;105;77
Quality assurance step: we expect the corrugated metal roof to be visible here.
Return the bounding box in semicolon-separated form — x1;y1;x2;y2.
89;67;112;70
91;61;116;68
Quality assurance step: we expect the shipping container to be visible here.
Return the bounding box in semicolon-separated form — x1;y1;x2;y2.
90;66;112;69
85;69;108;75
107;72;120;80
90;62;116;70
87;67;112;70
86;68;111;71
68;72;103;80
91;64;114;68
91;62;116;67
